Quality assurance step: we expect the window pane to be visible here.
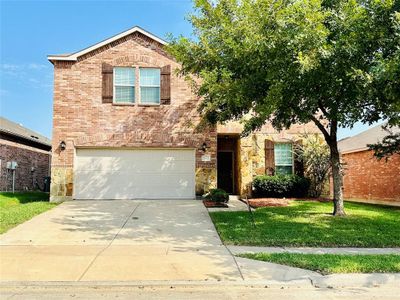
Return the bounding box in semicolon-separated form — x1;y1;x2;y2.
115;67;135;86
275;166;293;175
274;143;293;166
115;86;135;103
140;87;160;103
140;68;160;86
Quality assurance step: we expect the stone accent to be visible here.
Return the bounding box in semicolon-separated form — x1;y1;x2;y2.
341;150;400;206
237;132;314;196
0;139;51;191
195;168;217;195
50;167;73;201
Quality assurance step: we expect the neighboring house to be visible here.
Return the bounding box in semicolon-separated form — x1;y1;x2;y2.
0;117;51;192
338;124;400;206
48;26;321;202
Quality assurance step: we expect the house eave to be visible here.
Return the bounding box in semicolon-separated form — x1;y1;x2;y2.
340;147;370;155
47;26;168;63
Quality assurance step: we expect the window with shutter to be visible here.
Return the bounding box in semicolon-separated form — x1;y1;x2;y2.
114;67;135;103
139;68;160;104
274;143;293;175
160;65;171;104
102;63;113;103
264;139;275;175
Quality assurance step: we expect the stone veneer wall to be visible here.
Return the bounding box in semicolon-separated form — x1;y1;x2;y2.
218;121;323;196
50;32;216;201
0;139;51;191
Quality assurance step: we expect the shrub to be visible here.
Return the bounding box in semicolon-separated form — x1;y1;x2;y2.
203;188;229;203
252;174;310;198
295;135;331;197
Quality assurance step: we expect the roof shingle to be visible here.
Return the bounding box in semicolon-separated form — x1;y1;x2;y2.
0;117;51;147
338;123;400;154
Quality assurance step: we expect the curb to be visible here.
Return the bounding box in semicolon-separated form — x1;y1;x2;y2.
1;274;400;289
0;279;312;288
310;273;400;288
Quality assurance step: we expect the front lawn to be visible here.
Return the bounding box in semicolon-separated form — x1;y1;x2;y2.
209;201;400;247
239;253;400;274
0;192;57;234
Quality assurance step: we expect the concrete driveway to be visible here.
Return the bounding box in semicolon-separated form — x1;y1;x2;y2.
0;200;242;281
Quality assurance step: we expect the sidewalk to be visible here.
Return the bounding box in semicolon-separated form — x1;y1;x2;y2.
228;245;400;255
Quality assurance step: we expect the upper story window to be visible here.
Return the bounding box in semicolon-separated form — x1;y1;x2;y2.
140;68;160;104
274;143;293;175
114;67;135;103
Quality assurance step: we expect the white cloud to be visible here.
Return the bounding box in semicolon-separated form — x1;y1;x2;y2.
27;63;48;70
0;63;52;90
0;63;48;73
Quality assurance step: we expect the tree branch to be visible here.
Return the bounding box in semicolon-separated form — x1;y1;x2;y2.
318;100;330;117
330;120;338;141
310;115;331;142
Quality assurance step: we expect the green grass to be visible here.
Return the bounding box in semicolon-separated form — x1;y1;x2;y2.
0;192;57;234
238;253;400;274
209;201;400;247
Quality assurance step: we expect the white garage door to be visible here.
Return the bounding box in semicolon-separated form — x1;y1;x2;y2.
74;148;195;200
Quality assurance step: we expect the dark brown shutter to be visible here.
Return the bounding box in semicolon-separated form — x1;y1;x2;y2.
102;63;113;103
264;139;275;175
160;65;171;105
293;140;304;176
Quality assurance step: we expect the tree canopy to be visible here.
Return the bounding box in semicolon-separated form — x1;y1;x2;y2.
168;0;400;215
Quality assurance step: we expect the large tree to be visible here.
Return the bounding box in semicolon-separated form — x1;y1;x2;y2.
168;0;400;216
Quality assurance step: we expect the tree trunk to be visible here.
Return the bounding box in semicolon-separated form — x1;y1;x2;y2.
329;140;346;216
310;116;346;216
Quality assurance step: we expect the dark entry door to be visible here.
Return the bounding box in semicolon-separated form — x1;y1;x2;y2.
217;152;234;194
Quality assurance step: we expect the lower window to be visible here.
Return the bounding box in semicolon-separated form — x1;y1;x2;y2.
274;143;293;175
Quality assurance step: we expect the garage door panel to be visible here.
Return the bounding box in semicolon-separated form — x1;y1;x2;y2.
74;171;194;187
75;160;193;173
74;149;195;199
74;175;194;199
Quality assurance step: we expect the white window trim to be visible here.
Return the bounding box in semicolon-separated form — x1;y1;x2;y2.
113;67;135;104
274;142;294;174
139;67;161;105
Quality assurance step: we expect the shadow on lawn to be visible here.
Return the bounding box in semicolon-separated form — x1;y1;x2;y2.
0;192;50;203
210;201;400;247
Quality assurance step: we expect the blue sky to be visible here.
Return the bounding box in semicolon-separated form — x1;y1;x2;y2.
0;0;380;140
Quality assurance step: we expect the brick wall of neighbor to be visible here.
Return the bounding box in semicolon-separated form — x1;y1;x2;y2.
51;32;217;201
0;139;51;191
341;150;400;206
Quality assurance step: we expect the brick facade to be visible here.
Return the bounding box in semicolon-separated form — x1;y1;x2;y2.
50;32;217;201
341;150;400;206
0;139;51;191
50;29;323;201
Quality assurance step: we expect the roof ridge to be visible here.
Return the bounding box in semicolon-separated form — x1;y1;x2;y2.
48;26;168;62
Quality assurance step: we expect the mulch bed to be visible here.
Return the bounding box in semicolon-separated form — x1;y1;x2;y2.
246;197;332;208
203;200;229;208
246;198;289;207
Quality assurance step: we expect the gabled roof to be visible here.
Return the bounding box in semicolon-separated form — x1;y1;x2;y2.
47;26;168;62
338;122;400;154
0;116;52;147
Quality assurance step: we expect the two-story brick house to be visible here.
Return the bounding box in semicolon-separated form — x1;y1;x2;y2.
48;26;320;202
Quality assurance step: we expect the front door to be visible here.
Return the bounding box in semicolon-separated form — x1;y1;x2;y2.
217;152;234;194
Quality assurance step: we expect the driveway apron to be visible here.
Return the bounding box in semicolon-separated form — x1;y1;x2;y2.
0;200;242;281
